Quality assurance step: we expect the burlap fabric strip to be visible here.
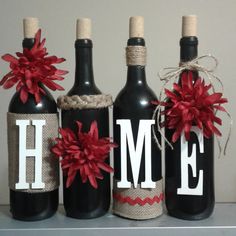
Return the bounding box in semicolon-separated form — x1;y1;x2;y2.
7;112;59;193
57;94;113;110
113;178;163;220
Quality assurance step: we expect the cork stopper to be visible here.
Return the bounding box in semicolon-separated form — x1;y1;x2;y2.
182;15;197;37
129;16;144;38
23;17;39;38
76;18;91;39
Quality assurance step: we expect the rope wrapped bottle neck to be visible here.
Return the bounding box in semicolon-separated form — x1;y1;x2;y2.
57;94;113;110
126;46;147;66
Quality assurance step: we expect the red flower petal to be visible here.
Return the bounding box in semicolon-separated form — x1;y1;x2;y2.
55;58;66;63
51;146;63;156
20;87;28;104
43;79;64;91
184;123;191;141
151;100;159;105
88;175;98;189
66;170;76;188
76;121;83;135
172;124;183;143
218;98;228;104
34;92;41;104
2;54;18;64
97;162;114;173
205;93;223;105
89;121;99;139
3;77;17;89
56;69;68;75
0;72;13;86
165;89;178;100
213;105;227;112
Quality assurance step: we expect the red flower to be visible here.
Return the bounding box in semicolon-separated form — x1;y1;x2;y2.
153;71;228;142
0;29;68;104
51;121;117;189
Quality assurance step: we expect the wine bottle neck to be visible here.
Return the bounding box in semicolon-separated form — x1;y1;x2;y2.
126;37;147;86
179;36;199;82
180;36;198;62
126;66;146;86
22;38;35;50
73;39;95;89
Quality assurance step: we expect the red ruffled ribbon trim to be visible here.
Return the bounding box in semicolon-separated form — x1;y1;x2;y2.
113;192;164;206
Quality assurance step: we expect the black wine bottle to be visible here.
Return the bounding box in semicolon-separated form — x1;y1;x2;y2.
8;18;58;221
113;16;163;220
165;15;214;220
61;18;110;219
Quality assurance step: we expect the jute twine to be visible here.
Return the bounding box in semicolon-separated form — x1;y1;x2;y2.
7;112;59;193
113;178;163;220
57;94;113;110
126;46;146;66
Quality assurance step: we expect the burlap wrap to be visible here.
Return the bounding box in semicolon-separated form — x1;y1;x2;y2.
7;112;59;193
113;178;163;220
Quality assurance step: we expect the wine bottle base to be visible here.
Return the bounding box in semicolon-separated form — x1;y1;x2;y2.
167;207;214;220
10;189;59;221
65;207;109;219
11;209;57;222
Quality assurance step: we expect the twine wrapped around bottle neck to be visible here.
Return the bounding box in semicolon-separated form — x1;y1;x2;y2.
126;46;147;66
152;54;232;157
57;94;113;110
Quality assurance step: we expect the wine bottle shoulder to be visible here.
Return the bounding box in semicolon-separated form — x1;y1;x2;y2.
8;88;57;114
67;84;101;96
114;84;157;108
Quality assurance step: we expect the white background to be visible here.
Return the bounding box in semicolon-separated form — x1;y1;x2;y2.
0;0;235;204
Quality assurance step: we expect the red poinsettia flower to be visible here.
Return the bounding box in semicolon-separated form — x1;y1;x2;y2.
0;29;68;103
51;121;117;189
153;71;228;143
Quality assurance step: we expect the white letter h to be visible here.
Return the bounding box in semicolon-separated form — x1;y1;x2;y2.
15;120;46;190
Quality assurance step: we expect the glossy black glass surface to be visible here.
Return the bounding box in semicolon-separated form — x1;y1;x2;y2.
62;39;110;219
165;36;215;220
113;37;162;185
9;38;58;221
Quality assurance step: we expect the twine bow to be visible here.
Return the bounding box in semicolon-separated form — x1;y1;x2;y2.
152;54;232;157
